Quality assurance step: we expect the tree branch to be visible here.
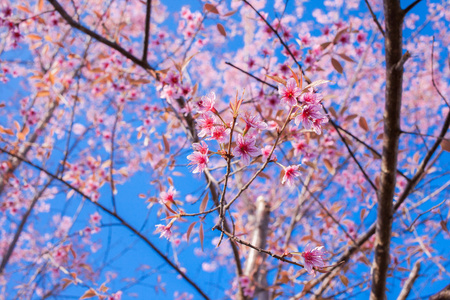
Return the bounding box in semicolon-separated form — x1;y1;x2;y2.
396;260;421;300
0;147;211;300
142;0;152;62
402;0;423;16
363;0;385;36
370;0;404;298
47;0;159;79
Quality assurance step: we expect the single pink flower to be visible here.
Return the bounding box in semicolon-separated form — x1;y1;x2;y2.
197;92;217;114
300;89;323;104
261;145;277;161
278;78;301;106
187;151;209;173
294;103;328;134
197;114;216;137
243;111;268;131
160;186;177;204
207;125;230;143
301;245;327;274
192;141;209;155
282;165;301;186
233;135;260;165
155;224;173;240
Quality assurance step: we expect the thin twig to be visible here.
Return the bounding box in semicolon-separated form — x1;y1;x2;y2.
363;0;385;36
142;0;152;62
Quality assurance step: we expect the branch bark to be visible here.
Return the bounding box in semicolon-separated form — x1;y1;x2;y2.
370;0;404;298
244;196;270;300
396;260;421;300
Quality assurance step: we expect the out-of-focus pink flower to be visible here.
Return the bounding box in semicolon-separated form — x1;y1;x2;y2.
160;186;177;204
300;89;323;104
192;141;209;155
197;92;217;114
197;114;216;137
261;145;277;161
187;141;209;173
301;245;327;274
233;135;260;165
108;291;122;300
187;151;209;173
278;78;301;106
282;165;301;186
155;224;173;240
294;104;328;134
207;126;230;143
243;111;268;131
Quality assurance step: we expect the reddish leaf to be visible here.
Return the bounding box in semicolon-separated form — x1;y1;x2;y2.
340;275;349;287
199;223;204;251
323;158;335;175
80;288;97;299
162;134;170;154
204;4;219;14
441;139;450;152
223;10;237;17
186;221;197;242
217;23;227;37
359;116;369;131
266;75;286;86
27;34;42;41
337;53;356;63
331;58;343;74
199;193;209;213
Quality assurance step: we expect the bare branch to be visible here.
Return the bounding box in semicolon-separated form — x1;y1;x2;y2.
47;0;159;79
402;0;423;16
142;0;152;62
0;147;211;300
363;0;385;36
396;260;421;300
431;37;450;107
370;1;404;298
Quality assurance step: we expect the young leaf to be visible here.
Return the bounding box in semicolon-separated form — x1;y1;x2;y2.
441;139;450;152
359;116;369;131
331;58;343;74
204;4;219;14
186;221;197;242
266;74;286;86
199;223;204;251
217;23;227;37
162;134;170;154
338;53;356;63
223;10;237;17
199;193;209;213
80;288;97;299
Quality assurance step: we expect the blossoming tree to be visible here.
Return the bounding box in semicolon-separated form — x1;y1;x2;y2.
0;0;449;299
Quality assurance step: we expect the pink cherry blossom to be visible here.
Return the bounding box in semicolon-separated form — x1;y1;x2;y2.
281;165;301;186
242;111;268;131
300;89;323;104
294;104;328;134
187;142;209;173
196;92;217;114
155;224;173;240
207;126;230;143
301;245;327;274
278;78;301;106
232;135;260;165
261;145;277;161
160;186;177;204
192;141;209;155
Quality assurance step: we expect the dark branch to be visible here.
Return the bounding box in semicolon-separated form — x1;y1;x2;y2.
142;0;152;62
0;147;211;300
47;0;159;79
363;0;385;36
402;0;423;16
